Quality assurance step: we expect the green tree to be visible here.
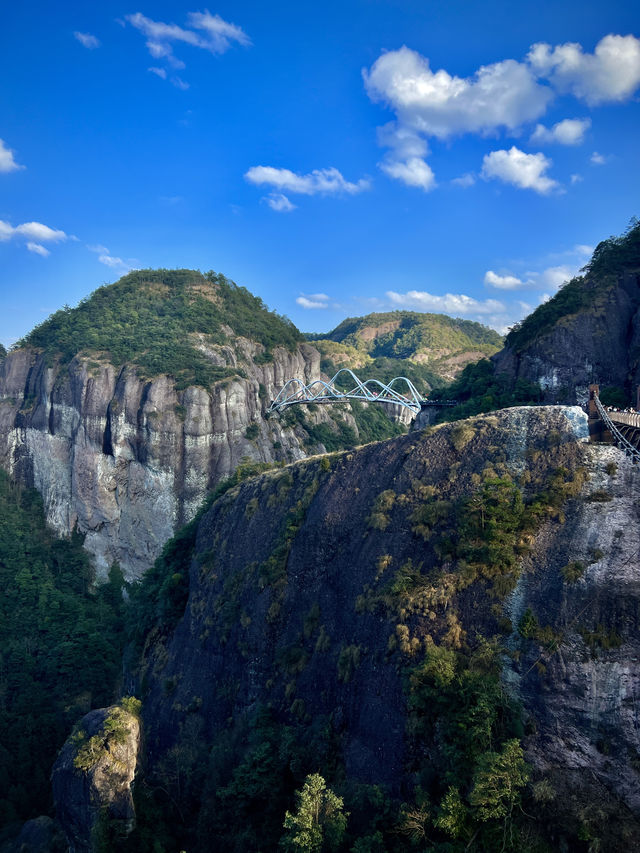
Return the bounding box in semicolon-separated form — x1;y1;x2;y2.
469;739;529;822
281;773;348;852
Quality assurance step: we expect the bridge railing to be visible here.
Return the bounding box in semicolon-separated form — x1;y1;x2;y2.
608;410;640;429
593;394;640;462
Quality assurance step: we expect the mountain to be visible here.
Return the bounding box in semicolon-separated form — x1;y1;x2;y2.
495;219;640;404
50;404;640;852
0;270;405;579
310;311;503;389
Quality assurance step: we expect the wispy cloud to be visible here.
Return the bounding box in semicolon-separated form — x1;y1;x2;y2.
26;242;50;257
266;193;296;212
590;151;607;165
126;10;250;82
387;289;505;316
246;166;369;196
0;139;24;173
296;293;330;309
74;31;100;49
481;147;560;194
87;244;136;273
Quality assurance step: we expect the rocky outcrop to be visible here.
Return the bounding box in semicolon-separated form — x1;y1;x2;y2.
52;704;140;853
0;340;360;579
133;405;640;848
494;269;640;404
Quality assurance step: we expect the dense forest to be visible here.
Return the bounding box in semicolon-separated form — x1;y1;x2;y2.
0;471;126;840
17;269;302;389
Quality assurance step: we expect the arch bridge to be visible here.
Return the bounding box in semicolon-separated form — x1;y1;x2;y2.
267;368;456;415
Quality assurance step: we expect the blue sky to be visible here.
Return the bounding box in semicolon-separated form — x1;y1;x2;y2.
1;0;639;348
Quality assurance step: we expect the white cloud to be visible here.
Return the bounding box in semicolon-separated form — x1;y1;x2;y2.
364;46;552;140
379;156;435;190
0;220;67;243
528;34;640;105
14;222;67;241
387;289;505;316
245;166;370;196
590;151;607;165
0;139;24;173
484;270;525;290
266;193;296;212
148;66;167;79
481;146;559;194
297;293;330;309
126;10;250;75
452;173;476;188
74;31;100;49
571;173;583;184
530;117;591;145
171;76;189;90
26;242;50;257
0;219;67;254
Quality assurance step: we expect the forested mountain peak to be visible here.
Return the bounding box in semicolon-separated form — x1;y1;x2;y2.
16;269;302;389
318;310;503;358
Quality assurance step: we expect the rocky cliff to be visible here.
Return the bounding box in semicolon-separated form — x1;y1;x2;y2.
122;405;639;851
0;269;384;579
0;341;335;578
495;222;640;404
52;702;140;852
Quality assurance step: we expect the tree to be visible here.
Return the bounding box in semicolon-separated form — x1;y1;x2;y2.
469;739;529;822
281;773;348;852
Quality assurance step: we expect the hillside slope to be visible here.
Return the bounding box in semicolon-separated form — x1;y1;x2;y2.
308;311;503;390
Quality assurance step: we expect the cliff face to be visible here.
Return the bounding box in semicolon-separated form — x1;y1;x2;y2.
132;406;640;849
0;340;361;578
494;270;640;403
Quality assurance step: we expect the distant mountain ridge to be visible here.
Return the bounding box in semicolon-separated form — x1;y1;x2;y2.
307;310;503;387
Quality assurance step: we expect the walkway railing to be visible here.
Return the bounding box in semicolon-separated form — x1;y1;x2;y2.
594;394;640;462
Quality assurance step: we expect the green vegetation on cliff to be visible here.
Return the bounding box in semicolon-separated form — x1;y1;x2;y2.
0;471;126;835
506;219;640;353
17;269;302;389
430;359;544;421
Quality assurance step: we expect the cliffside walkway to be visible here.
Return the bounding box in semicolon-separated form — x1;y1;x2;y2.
268;368;456;415
593;390;640;463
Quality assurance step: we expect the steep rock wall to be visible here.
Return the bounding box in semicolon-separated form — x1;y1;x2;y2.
0;341;358;578
494;270;640;403
134;406;640;848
